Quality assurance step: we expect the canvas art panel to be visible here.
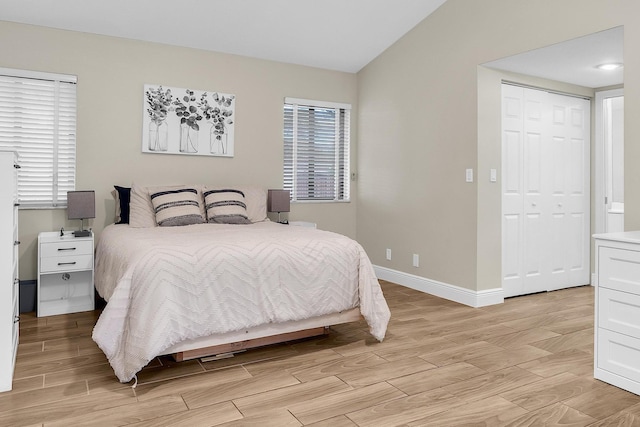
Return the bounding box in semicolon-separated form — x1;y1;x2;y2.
142;84;235;157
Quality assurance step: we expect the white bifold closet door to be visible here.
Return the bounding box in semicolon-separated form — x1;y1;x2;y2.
502;84;590;298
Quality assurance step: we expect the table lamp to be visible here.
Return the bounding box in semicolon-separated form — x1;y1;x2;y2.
267;189;290;224
67;190;95;237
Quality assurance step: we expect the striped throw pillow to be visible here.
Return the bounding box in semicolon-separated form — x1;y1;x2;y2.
149;188;205;226
204;189;252;224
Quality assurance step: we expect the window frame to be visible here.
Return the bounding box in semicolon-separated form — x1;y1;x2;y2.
0;67;77;209
283;97;351;203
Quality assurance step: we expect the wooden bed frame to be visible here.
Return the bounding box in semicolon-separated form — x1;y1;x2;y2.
164;308;362;361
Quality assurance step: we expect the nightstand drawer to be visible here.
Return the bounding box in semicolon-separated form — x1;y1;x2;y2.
41;254;93;273
40;240;93;258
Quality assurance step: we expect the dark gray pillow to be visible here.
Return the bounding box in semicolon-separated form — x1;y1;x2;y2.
114;185;131;224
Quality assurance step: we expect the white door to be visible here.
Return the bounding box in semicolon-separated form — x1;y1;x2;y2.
502;84;590;298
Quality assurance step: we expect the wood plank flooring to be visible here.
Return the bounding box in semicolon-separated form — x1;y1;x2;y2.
3;281;640;426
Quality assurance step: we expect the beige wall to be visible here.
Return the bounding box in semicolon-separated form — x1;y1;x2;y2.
0;21;358;281
5;1;640;294
357;0;636;291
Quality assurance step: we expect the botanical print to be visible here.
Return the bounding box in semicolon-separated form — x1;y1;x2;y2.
142;84;235;157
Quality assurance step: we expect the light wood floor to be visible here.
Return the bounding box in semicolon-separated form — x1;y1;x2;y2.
3;281;640;426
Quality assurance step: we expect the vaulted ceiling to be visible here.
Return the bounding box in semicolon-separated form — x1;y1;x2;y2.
0;0;447;73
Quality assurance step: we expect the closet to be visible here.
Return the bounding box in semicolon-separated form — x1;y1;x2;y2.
502;84;590;298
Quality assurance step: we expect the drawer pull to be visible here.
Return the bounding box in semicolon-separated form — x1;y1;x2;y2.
57;261;77;266
58;247;77;251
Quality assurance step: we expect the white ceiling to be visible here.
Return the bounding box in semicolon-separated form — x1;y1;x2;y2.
0;2;623;85
484;26;624;89
0;0;447;73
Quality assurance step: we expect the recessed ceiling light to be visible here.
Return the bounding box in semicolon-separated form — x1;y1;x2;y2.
596;63;623;71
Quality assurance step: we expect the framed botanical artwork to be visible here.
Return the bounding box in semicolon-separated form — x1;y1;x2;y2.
142;84;235;157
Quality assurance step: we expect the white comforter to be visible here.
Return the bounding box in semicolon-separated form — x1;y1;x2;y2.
92;222;390;382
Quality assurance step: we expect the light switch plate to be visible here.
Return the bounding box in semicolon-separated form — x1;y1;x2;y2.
466;168;473;183
490;168;497;182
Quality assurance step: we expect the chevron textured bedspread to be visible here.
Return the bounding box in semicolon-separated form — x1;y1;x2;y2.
92;222;390;382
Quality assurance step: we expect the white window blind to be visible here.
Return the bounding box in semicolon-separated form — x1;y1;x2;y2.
0;68;77;208
283;97;350;202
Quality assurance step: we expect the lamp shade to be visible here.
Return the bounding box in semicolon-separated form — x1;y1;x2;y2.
267;189;290;213
67;190;95;220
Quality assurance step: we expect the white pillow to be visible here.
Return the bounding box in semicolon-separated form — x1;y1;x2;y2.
237;186;267;222
129;183;156;228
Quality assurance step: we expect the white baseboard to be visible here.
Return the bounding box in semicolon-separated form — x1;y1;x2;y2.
373;265;503;308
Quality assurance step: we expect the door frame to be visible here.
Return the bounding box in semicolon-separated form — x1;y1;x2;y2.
594;88;624;235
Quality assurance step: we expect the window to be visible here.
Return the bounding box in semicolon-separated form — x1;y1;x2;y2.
0;68;77;208
283;97;350;202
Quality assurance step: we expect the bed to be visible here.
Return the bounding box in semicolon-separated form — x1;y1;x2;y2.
92;184;391;383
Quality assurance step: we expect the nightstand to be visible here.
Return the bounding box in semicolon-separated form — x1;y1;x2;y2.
289;221;317;229
37;231;95;317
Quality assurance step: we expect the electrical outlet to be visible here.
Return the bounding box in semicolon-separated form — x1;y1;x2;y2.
386;248;392;261
413;253;419;267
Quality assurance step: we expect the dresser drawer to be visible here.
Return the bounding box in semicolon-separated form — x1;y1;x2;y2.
12;252;18;281
41;254;93;273
12;277;18;357
599;287;640;339
41;240;93;258
597;328;640;384
13;278;18;308
598;246;640;294
12;318;18;351
12;205;18;240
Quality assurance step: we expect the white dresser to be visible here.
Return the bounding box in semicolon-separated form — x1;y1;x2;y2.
37;231;95;317
594;232;640;395
0;151;20;393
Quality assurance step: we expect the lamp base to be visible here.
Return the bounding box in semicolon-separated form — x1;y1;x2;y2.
73;230;91;237
276;212;289;224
